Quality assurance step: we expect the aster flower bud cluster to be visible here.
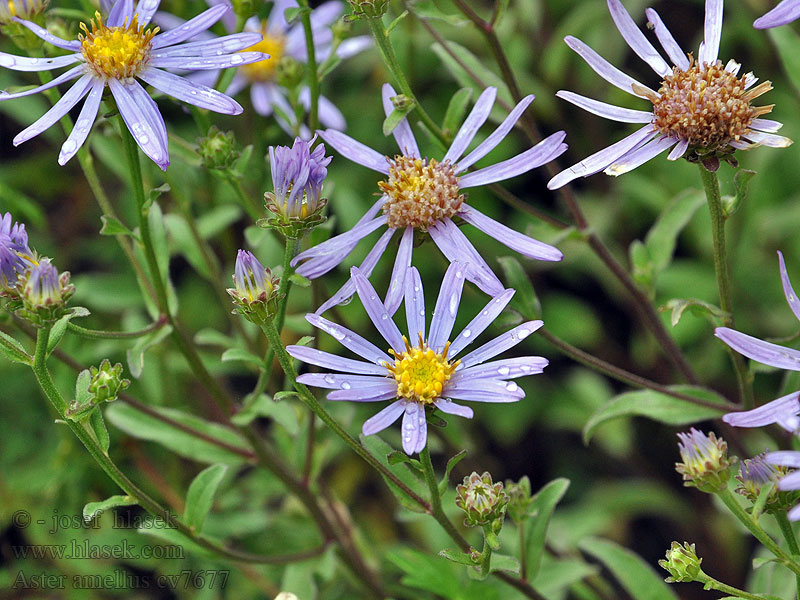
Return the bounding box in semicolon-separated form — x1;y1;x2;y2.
261;137;331;238
456;471;509;530
675;428;733;494
228;250;280;325
197;127;240;172
15;258;75;326
505;476;534;524
275;58;305;92
67;360;130;420
659;542;703;583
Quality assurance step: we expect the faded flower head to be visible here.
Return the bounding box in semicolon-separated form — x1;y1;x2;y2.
0;212;34;292
549;0;791;188
228;249;280;324
263;137;331;237
675;428;732;493
456;471;509;528
659;541;702;583
17;258;74;325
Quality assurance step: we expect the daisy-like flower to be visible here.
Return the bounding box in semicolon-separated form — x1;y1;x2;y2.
719;252;800;433
158;0;370;137
295;83;567;315
759;452;800;519
287;262;548;455
0;0;267;170
548;0;791;189
755;1;800;28
0;212;34;290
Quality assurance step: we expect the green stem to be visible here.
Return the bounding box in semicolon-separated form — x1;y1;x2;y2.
67;317;167;340
717;488;800;576
695;569;772;600
365;16;447;146
31;327;308;564
698;165;754;409
519;523;528;581
419;445;464;543
776;512;800;599
299;1;320;131
260;319;431;509
225;174;262;221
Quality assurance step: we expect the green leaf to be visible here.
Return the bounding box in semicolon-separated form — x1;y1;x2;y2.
288;272;311;287
531;555;599;597
498;256;541;319
47;307;91;355
274;390;300;402
579;537;679;600
360;434;428;513
231;394;299;435
723;169;756;218
221;347;263;367
387;548;466;600
644;190;705;276
105;402;251;464
662;298;728;327
83;495;137;522
526;478;570;578
489;553;520;574
184;464;227;533
283;5;309;23
439;449;467;495
100;215;136;238
89;408;110;453
439;548;477;566
442;88;473;136
770;26;800;95
0;330;32;365
386;10;409;34
583;386;730;443
383;105;414;136
143;183;170;211
629;240;653;289
75;369;91;406
126;323;173;378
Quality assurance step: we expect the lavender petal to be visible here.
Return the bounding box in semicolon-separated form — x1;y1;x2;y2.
723;391;800;428
14;74;93;146
362;399;406;435
351;266;405;353
699;0;724;65
449;289;516;358
434;399;473;419
778;251;800;323
149;51;265;71
766;450;800;468
605;134;678;176
451;356;549;383
444;379;524;403
139;67;242;114
0;65;84;101
382;83;419;157
751;118;784;132
318;129;389;173
306;313;392;364
134;0;161;25
317;93;347;131
716;327;800;370
327;382;398;401
298;373;391;390
384;227;414;316
443;87;497;164
606;0;670;76
401;401;427;454
286;345;386;375
404;266;426;341
151;4;231;49
108;0;134;27
742;130;793;148
755;0;800;28
428;262;467;353
0;51;80;72
556;90;653;123
667;138;689;161
644;8;690;70
58;80;104;166
108;78;169;170
458;321;543;368
11;18;81;51
154;32;263;57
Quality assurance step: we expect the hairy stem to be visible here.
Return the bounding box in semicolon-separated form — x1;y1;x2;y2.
776;512;800;599
299;0;320;131
67;316;168;340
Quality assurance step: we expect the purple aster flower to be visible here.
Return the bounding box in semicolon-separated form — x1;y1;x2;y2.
294;83;567;315
755;1;800;28
548;0;791;189
0;212;34;289
23;257;60;307
763;451;800;519
287;262;548;455
719;251;800;432
269;136;331;219
0;0;267;170
157;0;370;137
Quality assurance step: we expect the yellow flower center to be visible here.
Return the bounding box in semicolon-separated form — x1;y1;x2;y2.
645;58;774;151
240;26;283;82
378;156;463;231
79;12;157;80
7;1;16;16
386;335;459;404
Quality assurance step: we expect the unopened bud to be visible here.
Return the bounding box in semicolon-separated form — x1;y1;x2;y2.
456;471;509;528
89;359;129;404
228;250;280;324
505;476;533;523
659;541;702;583
197;126;239;171
675;428;733;493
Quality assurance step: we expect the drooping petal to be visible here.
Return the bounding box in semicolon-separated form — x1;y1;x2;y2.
699;0;724;65
606;0;670;76
384;226;414;315
434;399;474;419
58;79;104;165
723;391;800;428
317;129;390;173
741;130;793;148
404;266;426;341
777;251;800;324
0;51;80;72
0;64;84;101
667;138;689;160
334;36;372;60
108;78;169;170
459;321;543;368
777;470;800;490
564;35;658;99
298;373;392;389
451;356;549;383
151;4;230;49
351;267;405;353
154;32;263;57
556;90;654;123
140;67;242;114
456;94;535;171
14;74;93;146
715;327;800;371
644;8;690;70
286;345;386;375
11;18;81;51
458;204;563;261
443;87;497;164
754;0;800;28
604;134;678;176
547;125;655;189
149;51;265;70
751;118;784;132
362;399;406;435
382;83;419;157
459;131;567;188
448;289;516;358
401;401;427;454
428;262;467;353
306;313;392;364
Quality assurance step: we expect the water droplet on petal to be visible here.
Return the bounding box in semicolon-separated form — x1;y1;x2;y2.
230;55;244;65
324;375;336;384
497;366;510;376
506;382;518;392
449;294;458;315
518;328;531;339
462;329;471;338
341;382;351;390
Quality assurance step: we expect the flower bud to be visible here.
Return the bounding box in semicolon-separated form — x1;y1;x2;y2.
231;0;256;21
262;137;331;238
197;126;239;171
345;0;388;19
391;94;414;113
505;476;534;524
675;428;733;493
227;250;280;324
275;57;305;91
17;258;74;325
456;471;509;528
658;541;702;583
89;359;130;404
736;452;800;512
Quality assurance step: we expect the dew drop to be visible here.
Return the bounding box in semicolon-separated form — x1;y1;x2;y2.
497;366;510;376
419;309;425;317
461;329;471;338
230;55;244;65
518;328;531;339
506;382;518;392
449;294;458;315
341;382;351;390
324;375;336;385
139;135;149;144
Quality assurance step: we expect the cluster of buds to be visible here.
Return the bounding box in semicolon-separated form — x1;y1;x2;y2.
345;0;388;20
504;476;534;524
275;57;304;92
67;360;130;420
228;250;280;324
659;541;703;583
736;452;800;513
456;471;509;530
197;126;240;172
675;428;733;494
260;137;331;238
13;258;74;326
